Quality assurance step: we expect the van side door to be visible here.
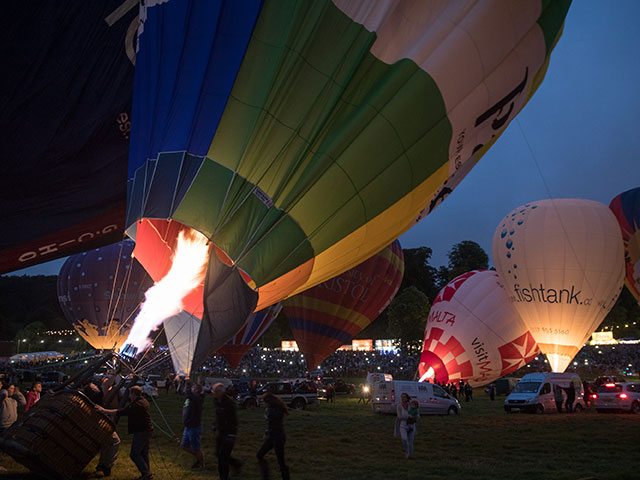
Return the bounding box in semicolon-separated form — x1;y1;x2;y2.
430;385;451;414
539;382;553;410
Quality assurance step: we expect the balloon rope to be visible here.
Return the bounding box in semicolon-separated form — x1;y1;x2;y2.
516;118;602;347
133;326;168;372
151;394;176;437
105;253;135;344
105;241;126;330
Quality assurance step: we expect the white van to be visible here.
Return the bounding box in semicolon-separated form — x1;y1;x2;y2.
371;380;461;415
504;373;586;413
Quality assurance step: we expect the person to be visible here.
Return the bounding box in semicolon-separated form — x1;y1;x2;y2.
564;382;576;413
0;384;26;432
408;400;420;424
181;381;205;470
357;383;371;404
394;393;417;459
257;392;290;480
0;383;26;472
101;374;125;476
84;380;120;477
249;381;258;409
554;385;564;413
326;383;335;403
25;381;42;412
464;382;473;402
212;383;242;480
488;383;496;401
96;386;153;480
583;381;592;407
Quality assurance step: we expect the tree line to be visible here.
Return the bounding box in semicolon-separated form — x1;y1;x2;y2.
1;240;639;352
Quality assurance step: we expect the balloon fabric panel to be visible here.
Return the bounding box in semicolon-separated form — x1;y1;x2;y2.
0;0;136;273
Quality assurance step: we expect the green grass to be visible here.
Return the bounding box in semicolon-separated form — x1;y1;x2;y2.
3;389;639;480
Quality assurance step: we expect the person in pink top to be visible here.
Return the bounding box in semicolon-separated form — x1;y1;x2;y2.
25;382;42;412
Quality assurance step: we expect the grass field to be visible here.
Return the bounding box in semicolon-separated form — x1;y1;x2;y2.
3;387;639;480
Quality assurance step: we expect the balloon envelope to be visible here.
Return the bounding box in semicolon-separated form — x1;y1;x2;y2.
418;270;539;387
492;199;625;372
217;303;283;370
610;187;640;304
126;0;570;368
57;241;153;350
0;1;135;273
283;241;404;370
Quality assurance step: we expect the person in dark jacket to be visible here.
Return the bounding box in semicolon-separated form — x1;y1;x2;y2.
212;383;242;480
96;385;153;480
181;381;205;470
257;392;290;480
564;382;576;413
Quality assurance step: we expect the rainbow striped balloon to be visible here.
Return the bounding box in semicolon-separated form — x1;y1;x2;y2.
283;241;404;370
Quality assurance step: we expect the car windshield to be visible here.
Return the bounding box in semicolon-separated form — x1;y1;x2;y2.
512;382;541;394
597;384;622;393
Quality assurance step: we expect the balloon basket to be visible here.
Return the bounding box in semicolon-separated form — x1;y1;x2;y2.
0;390;115;479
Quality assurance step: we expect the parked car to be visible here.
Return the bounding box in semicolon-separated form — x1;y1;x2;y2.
371;380;460;415
504;373;586;413
594;382;640;414
317;379;356;399
237;381;317;410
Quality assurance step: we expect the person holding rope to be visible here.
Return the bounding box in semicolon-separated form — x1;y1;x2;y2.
181;379;205;470
96;385;153;480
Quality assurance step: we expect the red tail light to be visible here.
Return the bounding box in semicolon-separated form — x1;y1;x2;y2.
391;389;395;402
591;394;597;399
605;383;616;387
619;393;628;399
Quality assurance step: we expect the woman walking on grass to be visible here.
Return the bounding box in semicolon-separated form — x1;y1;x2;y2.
257;392;290;480
395;392;419;459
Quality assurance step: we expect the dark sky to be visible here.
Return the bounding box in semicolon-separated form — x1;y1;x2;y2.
9;0;640;276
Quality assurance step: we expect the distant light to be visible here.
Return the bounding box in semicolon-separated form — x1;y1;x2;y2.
58;340;62;343
40;340;44;344
22;339;27;342
75;338;79;341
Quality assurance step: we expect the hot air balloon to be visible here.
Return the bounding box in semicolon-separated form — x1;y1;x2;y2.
57;241;153;350
610;187;640;304
125;0;570;369
0;1;136;273
283;241;403;370
417;270;539;387
492;199;625;372
217;304;283;370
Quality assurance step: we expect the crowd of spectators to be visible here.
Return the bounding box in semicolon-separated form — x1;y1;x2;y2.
1;343;638;383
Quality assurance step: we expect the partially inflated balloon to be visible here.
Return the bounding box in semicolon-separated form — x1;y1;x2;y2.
217;304;283;370
492;199;624;372
610;188;640;304
126;0;570;369
57;241;152;350
418;270;539;387
283;241;403;370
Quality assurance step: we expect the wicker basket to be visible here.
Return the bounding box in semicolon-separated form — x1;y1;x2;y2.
1;390;115;479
